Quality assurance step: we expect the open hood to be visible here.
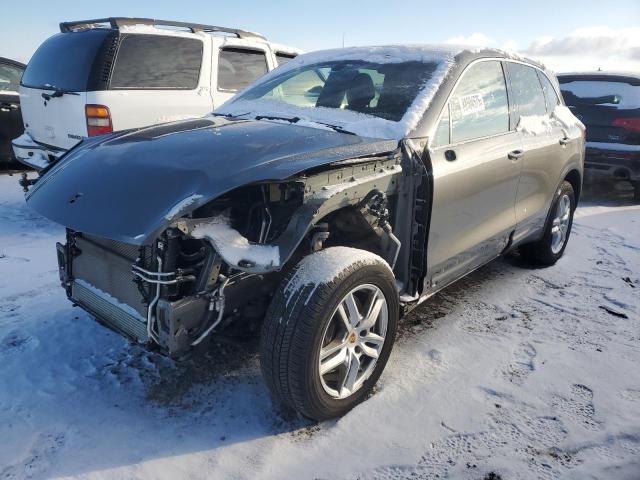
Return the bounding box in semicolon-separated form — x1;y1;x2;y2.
26;116;397;244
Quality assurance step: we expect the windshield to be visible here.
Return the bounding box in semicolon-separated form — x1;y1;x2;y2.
559;79;640;109
228;60;438;123
21;30;113;91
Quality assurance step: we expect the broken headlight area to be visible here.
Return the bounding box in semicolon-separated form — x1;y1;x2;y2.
57;182;305;357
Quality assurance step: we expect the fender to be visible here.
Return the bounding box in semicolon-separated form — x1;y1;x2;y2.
176;155;403;274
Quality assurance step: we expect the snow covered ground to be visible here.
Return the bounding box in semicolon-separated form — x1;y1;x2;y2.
1;173;639;480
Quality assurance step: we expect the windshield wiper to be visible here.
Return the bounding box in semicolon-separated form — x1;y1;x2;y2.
309;121;356;135
255;115;300;123
211;111;251;119
41;89;80;101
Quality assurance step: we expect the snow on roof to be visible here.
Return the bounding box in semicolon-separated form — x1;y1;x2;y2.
282;44;465;66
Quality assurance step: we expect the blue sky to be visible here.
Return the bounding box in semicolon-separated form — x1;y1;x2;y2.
2;0;639;71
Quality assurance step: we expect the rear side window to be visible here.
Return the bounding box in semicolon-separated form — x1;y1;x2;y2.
275;52;296;66
507;63;547;121
0;63;23;93
21;30;113;91
559;79;640;109
537;71;560;113
110;34;203;89
218;48;268;91
448;60;509;144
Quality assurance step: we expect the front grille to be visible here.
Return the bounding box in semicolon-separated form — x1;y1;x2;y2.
71;235;150;342
72;280;148;342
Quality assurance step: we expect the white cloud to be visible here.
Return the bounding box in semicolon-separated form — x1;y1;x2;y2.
445;32;492;47
501;40;519;52
442;27;640;73
523;26;640;72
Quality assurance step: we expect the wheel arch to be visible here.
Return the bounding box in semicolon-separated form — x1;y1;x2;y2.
564;168;582;205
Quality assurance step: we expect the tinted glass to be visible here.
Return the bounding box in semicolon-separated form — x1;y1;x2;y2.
449;61;509;143
264;68;326;107
507;63;547;121
275;53;296;66
218;48;268;91
0;63;23;93
537;71;560;113
234;60;438;122
110;34;203;89
559;80;640;109
21;30;112;91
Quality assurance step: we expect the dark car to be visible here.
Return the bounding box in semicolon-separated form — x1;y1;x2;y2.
558;72;640;200
24;46;584;420
0;57;25;166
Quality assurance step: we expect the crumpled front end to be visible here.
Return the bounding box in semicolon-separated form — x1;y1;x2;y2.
54;151;404;356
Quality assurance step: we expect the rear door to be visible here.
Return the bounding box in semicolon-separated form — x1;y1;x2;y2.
90;32;213;130
0;60;24;161
426;60;522;290
212;41;273;107
507;63;572;240
558;75;640;148
19;30;113;150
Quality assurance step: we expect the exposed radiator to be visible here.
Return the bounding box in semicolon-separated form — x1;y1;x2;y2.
72;280;148;342
70;235;150;342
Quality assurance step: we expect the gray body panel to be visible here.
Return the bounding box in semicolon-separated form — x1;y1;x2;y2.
26;116;396;245
422;54;584;295
428;131;522;289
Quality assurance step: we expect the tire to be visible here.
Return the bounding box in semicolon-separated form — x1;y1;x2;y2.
260;246;399;420
632;181;640;203
519;181;576;266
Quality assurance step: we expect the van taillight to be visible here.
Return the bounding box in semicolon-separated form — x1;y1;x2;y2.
85;104;112;136
612;117;640;133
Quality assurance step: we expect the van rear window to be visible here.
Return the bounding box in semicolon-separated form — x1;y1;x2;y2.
110;34;203;89
21;30;113;92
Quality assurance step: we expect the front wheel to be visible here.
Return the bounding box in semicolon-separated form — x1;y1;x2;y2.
260;247;399;420
632;180;640;203
519;180;576;266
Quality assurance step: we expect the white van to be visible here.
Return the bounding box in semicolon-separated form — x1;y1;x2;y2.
12;17;301;170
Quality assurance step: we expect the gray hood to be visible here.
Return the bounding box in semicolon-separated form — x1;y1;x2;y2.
26;116;397;244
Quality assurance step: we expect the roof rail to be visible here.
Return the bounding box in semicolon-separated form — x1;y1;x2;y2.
59;17;266;40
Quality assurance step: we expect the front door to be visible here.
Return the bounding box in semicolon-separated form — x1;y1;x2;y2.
426;60;522;291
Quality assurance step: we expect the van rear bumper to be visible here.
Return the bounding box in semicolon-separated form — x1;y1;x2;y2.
12;133;66;171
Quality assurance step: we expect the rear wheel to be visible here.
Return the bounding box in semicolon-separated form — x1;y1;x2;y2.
260;247;399;420
519;181;576;266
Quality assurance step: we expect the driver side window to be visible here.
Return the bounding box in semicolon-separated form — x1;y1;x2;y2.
433;60;509;147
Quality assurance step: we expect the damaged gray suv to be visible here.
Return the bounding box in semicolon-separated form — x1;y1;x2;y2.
25;46;585;420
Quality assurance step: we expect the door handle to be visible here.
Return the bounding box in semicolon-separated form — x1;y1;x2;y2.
508;149;524;160
559;136;570;146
